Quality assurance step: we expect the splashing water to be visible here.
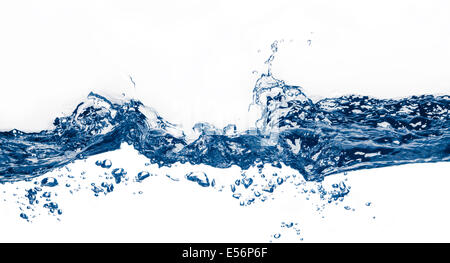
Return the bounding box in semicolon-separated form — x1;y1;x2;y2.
3;89;448;183
1;66;448;182
0;41;449;225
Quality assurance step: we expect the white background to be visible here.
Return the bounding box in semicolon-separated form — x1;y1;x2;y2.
0;0;450;242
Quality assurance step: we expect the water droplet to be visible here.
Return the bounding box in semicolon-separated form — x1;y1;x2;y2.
136;171;151;182
185;172;210;187
20;213;28;220
41;177;58;187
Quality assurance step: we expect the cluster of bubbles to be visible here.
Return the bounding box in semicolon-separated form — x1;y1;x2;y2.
0;157;154;222
0;154;365;227
270;221;303;242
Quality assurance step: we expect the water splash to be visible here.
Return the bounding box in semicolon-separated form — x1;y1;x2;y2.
1;79;447;183
0;41;449;226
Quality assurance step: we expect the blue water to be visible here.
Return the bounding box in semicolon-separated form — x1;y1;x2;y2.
1;76;448;183
0;42;449;223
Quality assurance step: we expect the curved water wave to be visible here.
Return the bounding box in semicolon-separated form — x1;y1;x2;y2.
1;76;448;183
